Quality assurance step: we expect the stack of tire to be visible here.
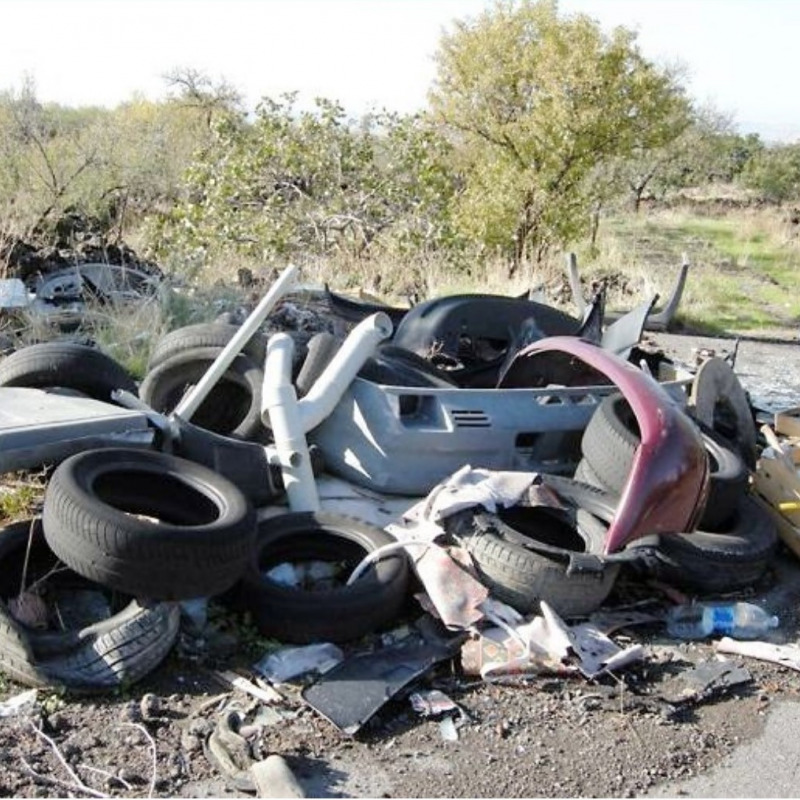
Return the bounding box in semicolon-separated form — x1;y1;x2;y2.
574;392;778;593
140;322;271;442
0;448;257;693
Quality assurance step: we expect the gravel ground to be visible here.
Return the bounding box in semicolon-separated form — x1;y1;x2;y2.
1;329;800;799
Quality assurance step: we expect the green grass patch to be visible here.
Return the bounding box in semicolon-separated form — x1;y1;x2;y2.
581;207;800;335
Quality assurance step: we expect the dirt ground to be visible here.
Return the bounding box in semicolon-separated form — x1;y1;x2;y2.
1;329;800;799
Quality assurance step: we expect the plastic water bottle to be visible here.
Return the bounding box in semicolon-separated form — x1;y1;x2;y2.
666;602;779;640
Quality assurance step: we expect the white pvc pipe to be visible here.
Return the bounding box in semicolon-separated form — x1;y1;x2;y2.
262;332;320;512
296;311;393;433
174;263;298;420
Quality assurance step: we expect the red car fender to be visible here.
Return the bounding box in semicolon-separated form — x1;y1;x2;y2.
506;337;709;553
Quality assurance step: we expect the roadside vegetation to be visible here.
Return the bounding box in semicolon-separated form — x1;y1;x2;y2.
0;0;799;339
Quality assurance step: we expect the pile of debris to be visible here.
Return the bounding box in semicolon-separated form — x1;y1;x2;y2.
0;262;796;797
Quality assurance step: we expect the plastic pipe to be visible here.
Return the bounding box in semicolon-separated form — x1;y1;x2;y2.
262;332;320;512
174;263;298;421
296;311;393;433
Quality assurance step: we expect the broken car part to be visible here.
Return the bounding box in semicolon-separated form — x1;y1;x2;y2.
229;512;409;644
42;448;256;601
324;282;410;329
0;387;153;473
566;251;690;333
0;341;138;403
0;519;179;693
301;634;459;735
501;337;708;553
579;394;749;531
309;339;693;497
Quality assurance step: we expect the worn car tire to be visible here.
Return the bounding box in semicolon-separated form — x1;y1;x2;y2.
148;322;267;370
232;512;409;644
448;506;620;618
0;342;137;403
581;394;749;531
140;346;268;441
0;519;179;692
42;448;256;600
626;494;778;593
580;393;640;493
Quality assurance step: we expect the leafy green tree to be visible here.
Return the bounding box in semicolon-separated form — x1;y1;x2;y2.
740;142;800;203
429;0;690;272
148;93;459;281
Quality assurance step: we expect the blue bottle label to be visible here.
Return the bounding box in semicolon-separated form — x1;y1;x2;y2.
711;606;735;633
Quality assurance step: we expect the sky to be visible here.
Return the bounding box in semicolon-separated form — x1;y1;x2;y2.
1;0;798;142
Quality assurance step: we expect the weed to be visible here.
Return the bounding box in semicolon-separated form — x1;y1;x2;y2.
0;472;47;524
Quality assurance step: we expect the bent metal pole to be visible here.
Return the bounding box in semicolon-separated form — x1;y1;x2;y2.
173;263;298;422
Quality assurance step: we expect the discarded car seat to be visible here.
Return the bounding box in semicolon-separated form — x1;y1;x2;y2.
445;506;619;618
0;519;179;693
0;341;138;403
580;394;749;531
229;512;409;644
42;448;257;601
171;417;284;507
147;321;268;371
140;345;268;441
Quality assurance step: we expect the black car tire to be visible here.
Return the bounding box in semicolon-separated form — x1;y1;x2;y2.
0;342;137;403
0;519;179;692
448;506;619;618
581;394;749;531
232;512;409;644
148;323;267;371
140;346;267;442
42;448;256;601
626;494;778;593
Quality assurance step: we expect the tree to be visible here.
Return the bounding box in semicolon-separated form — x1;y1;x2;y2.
741;142;800;203
148;94;459;281
428;0;690;272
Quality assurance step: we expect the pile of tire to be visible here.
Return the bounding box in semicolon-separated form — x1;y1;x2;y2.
574;392;778;593
0;448;257;693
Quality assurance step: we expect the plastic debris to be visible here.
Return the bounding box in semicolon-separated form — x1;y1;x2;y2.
716;637;800;671
0;688;38;718
666;601;779;640
302;635;459;735
265;561;342;589
410;689;458;717
250;754;306;798
461;601;643;681
254;643;344;683
439;716;459;742
214;670;284;704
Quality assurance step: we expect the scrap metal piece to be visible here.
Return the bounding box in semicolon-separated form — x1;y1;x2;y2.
302;637;459;735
